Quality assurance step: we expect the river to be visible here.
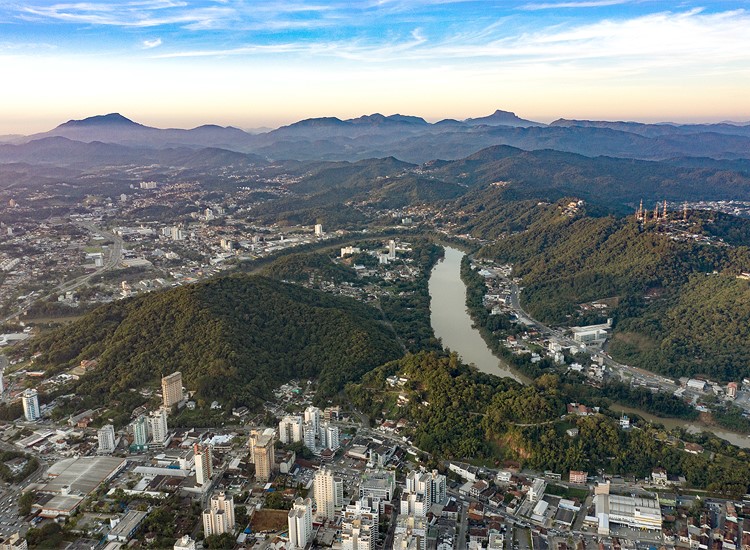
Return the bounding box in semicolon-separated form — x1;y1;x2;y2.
428;246;527;383
610;404;750;450
429;246;750;449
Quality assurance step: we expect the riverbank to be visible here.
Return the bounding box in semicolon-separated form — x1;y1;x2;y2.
428;246;528;383
434;246;750;450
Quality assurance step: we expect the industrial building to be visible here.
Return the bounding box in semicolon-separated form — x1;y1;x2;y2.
594;484;662;535
38;456;127;518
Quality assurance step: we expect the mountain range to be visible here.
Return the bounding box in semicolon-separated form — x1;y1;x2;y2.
3;110;750;165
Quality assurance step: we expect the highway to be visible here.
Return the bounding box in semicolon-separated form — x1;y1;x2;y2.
1;220;124;323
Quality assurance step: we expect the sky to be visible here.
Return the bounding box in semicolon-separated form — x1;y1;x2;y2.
1;0;750;133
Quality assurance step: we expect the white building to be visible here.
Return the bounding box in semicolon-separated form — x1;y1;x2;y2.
304;406;321;435
314;467;343;519
174;535;196;550
394;515;427;550
21;389;40;421
314;224;324;237
288;497;313;549
320;422;340;451
194;443;213;486
97;424;116;454
279;416;303;444
388;240;396;260
360;470;396;501
528;479;547;503
148;408;169;445
571;320;611;345
202;491;235;537
303;421;317;452
342;497;380;550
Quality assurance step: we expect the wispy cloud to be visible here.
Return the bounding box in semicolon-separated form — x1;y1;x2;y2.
146;7;750;74
143;38;162;48
19;1;236;28
519;0;634;10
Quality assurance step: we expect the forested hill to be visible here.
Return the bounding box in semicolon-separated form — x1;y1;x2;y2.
478;202;750;381
31;275;402;407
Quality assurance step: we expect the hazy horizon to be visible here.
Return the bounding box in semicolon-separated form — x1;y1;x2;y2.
4;109;750;138
2;0;750;134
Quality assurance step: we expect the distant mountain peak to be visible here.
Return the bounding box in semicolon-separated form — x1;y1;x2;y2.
465;109;544;127
57;113;144;129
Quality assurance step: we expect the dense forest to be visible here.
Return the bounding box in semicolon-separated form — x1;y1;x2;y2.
30;274;403;409
261;251;359;283
475;201;750;380
347;352;750;496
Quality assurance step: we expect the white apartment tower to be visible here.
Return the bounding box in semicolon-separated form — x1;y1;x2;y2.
202;491;235;537
304;406;321;435
194;442;213;486
287;497;313;549
314;224;324;237
388;239;396;260
320;422;340;451
97;424;116;454
303;421;317;452
161;371;184;408
21;388;40;421
342;497;380;550
148;407;169;444
314;467;343;519
279;416;303;444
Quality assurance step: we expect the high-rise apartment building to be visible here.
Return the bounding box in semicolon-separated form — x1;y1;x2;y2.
161;371;184;408
21;388;40;421
394;515;427;550
314;467;343;519
304;406;321;435
287;497;313;549
303;421;317;452
97;424;116;454
253;433;275;482
148;407;169;445
279;416;303;444
194;443;213;486
202;491;235;537
320;422;340;451
342;497;380;550
403;469;446;510
131;415;149;450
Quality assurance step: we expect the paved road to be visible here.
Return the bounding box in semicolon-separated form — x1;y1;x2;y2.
507;280;680;395
1;220;124;323
457;498;468;550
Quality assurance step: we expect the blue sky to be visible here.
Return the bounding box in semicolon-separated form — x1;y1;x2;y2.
1;0;749;132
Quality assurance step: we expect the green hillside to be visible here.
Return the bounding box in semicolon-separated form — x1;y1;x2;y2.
347;352;750;496
31;274;402;407
260;252;359;283
430;145;750;215
478;202;750;380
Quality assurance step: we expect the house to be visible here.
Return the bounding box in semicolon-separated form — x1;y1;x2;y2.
684;443;704;455
651;468;669;486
